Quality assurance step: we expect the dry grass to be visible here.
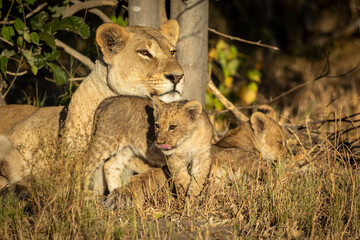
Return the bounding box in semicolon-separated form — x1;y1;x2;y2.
0;109;359;239
1;44;360;238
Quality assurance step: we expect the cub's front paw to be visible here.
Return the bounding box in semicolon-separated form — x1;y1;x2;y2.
103;190;118;210
103;188;136;210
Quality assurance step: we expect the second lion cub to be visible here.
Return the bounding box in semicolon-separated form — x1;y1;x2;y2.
84;96;213;206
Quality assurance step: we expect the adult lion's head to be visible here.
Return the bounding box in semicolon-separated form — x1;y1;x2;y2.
96;20;184;103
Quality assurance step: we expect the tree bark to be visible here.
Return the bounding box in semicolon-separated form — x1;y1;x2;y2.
171;0;209;106
128;0;167;28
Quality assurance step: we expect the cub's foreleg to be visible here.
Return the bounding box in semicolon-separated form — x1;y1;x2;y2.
187;148;212;197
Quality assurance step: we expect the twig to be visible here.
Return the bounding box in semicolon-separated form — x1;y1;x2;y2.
62;0;118;18
6;70;28;76
0;3;48;24
55;39;94;70
69;77;85;81
0;36;14;47
243;58;359;110
208;28;279;51
207;77;249;122
287;112;360;130
88;8;112;22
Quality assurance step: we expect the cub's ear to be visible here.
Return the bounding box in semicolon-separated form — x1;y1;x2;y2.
96;23;129;61
257;104;276;120
160;19;180;46
151;95;163;116
183;100;202;122
250;112;269;136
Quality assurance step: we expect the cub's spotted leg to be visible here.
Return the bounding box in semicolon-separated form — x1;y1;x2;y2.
104;146;134;192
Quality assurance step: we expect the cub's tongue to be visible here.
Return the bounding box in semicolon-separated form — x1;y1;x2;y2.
158;144;171;151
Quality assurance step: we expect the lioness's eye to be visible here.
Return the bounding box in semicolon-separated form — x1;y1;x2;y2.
170;50;176;56
137;50;152;58
169;125;177;131
154;123;160;129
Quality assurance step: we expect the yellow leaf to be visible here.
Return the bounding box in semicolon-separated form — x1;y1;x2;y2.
238;85;257;105
208;48;217;61
224;76;233;88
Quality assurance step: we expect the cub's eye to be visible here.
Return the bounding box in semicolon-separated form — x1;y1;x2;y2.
170;50;176;56
154;123;160;129
169;125;177;131
137;50;152;58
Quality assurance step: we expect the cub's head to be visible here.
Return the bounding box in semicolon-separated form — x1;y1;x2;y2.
250;106;287;161
152;98;202;155
96;20;184;103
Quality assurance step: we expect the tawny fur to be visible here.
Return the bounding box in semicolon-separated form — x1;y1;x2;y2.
118;106;288;207
83;96;213;209
0;20;184;189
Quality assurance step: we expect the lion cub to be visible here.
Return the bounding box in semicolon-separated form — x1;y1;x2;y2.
211;105;287;180
84;96;213;204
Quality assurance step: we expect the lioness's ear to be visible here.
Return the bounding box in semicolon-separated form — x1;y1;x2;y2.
250;112;268;136
183;100;202;122
257;105;276;120
160;19;180;46
96;23;129;59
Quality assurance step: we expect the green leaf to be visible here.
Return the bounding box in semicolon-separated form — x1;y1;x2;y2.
0;56;8;75
31;65;38;75
246;69;262;83
24;50;35;68
39;32;55;47
17;36;24;46
49;5;66;18
1;26;15;42
48;63;67;85
33;55;46;69
227;59;241;76
23;32;31;43
1;49;15;57
56;17;90;39
0;0;3;8
25;0;37;5
31;32;39;44
14;18;25;33
229;45;238;58
30;11;49;31
44;49;60;61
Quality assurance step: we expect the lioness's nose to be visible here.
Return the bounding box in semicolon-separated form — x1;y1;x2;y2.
165;74;183;84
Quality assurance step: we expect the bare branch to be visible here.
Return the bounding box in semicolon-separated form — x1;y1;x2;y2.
6;70;28;76
0;3;48;24
207;77;249;122
88;8;112;22
208;28;279;51
55;39;95;70
62;0;118;18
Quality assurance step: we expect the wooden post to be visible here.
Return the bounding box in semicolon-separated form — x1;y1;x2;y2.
128;0;167;28
170;0;209;106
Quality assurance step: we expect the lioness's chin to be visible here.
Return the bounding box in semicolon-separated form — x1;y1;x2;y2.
158;92;181;103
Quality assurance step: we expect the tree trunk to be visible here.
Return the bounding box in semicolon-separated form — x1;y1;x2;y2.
128;0;167;28
171;0;209;106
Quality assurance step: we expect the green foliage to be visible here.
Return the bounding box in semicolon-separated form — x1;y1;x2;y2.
111;14;128;26
207;39;263;114
0;0;93;104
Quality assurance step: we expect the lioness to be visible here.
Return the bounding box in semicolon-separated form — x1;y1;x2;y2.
115;105;287;207
0;20;184;189
84;96;213;209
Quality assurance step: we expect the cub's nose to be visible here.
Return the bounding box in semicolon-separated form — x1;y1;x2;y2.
165;74;183;84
